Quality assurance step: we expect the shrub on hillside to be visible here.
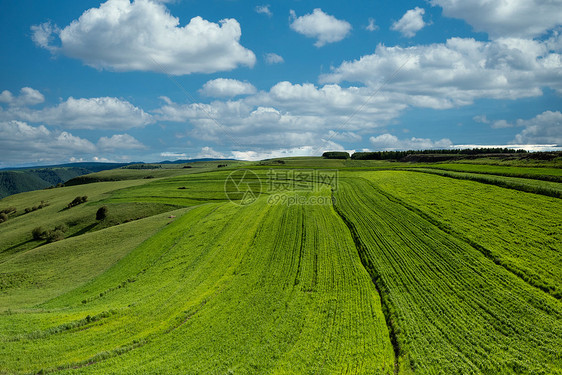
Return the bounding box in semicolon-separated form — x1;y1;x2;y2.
68;196;88;208
32;223;68;242
32;227;47;240
0;207;16;215
0;212;8;223
55;223;68;232
23;201;49;214
96;206;108;221
46;230;65;243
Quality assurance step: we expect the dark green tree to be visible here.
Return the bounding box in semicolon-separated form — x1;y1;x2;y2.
96;206;108;221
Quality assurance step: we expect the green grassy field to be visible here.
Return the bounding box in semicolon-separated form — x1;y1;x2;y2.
365;171;562;298
334;175;561;374
409;163;562;181
0;158;560;374
402;167;562;198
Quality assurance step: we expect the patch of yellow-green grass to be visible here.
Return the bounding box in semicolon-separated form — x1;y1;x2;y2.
104;170;238;206
0;207;192;311
1;191;395;374
405;163;562;181
65;160;253;185
363;170;562;298
0;180;158;259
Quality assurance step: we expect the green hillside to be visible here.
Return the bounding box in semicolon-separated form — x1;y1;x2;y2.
0;163;132;199
0;158;560;374
0;170;54;199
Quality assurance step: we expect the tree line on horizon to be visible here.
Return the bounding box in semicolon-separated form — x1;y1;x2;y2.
323;148;530;160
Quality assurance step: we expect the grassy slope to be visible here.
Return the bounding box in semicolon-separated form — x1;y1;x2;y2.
0;208;190;310
105;171;235;206
0;166;122;199
334;176;562;374
1;190;395;374
64;160;251;185
0;179;169;259
410;163;562;181
365;170;562;298
0;158;560;374
403;167;562;198
448;155;562;167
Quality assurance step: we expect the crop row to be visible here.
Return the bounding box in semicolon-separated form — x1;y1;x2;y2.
365;170;562;299
334;176;562;374
403;167;562;198
1;184;395;374
410;163;562;182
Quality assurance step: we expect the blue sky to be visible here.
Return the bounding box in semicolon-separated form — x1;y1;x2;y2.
0;0;561;167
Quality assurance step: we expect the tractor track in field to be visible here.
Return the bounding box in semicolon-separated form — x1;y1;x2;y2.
367;179;562;301
331;190;400;375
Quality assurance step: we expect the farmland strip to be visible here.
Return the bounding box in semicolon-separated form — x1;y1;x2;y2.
332;193;400;375
365;170;562;300
334;176;562;374
403;167;562;198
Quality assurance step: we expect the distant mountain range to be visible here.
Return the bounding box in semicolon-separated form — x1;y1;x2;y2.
0;159;232;199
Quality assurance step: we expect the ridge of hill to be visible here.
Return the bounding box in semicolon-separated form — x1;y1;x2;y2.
0;164;130;199
0;159;233;199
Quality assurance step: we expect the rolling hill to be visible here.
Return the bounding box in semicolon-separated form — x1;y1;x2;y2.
0;158;560;374
0;160;234;199
0;163;132;199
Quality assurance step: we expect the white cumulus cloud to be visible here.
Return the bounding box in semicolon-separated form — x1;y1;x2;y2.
366;18;379;32
154;81;405;151
30;22;59;53
98;134;146;150
431;0;562;38
290;8;352;47
320;37;562;108
255;5;272;17
491;120;513;129
0;120;96;166
0;87;45;106
231;142;346;161
0;90;13;103
200;78;257;98
473;115;490;124
511;110;562;145
264;53;284;64
391;7;428;38
3;96;153;130
31;0;256;75
369;133;452;151
160;152;187;159
196;146;227;159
